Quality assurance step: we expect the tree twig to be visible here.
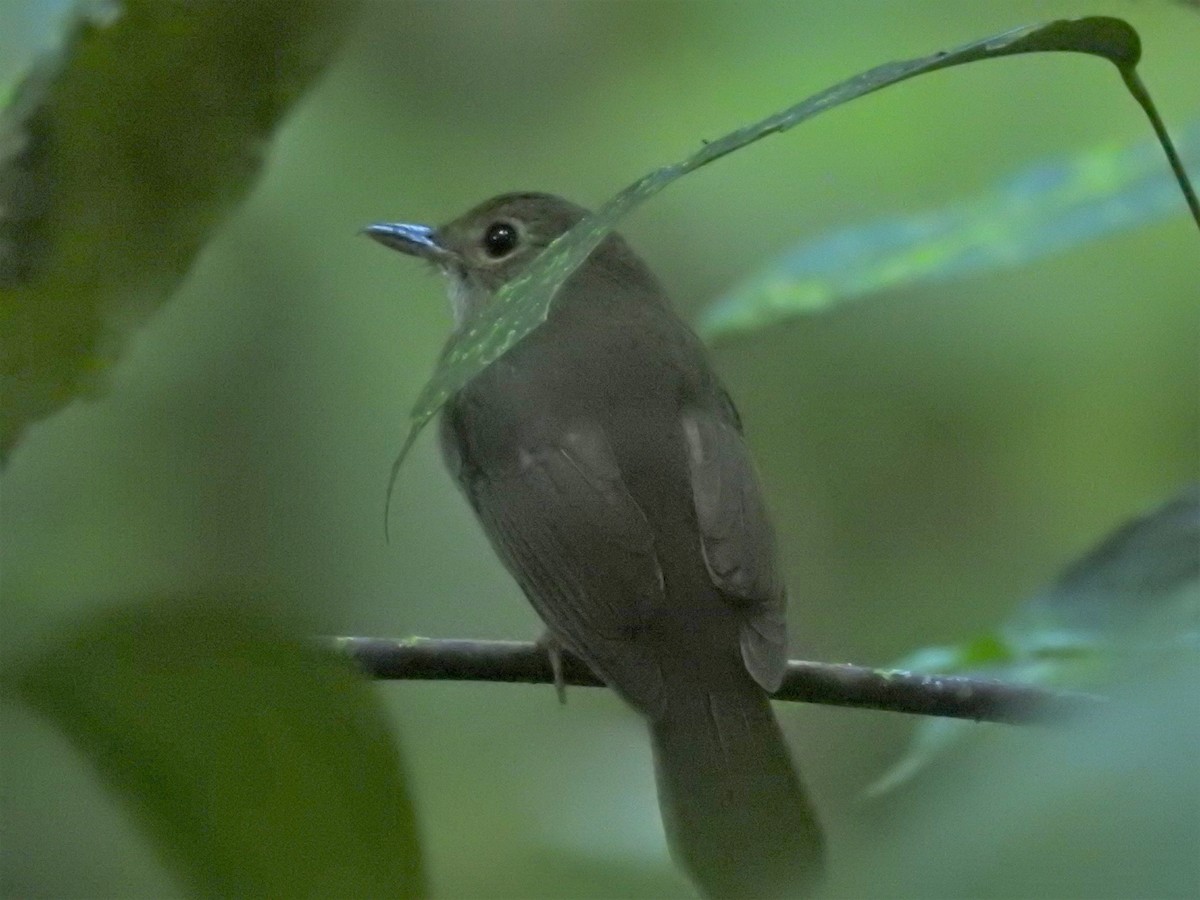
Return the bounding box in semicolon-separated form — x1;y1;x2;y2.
334;636;1104;725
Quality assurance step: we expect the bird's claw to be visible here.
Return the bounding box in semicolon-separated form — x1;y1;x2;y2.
537;632;568;704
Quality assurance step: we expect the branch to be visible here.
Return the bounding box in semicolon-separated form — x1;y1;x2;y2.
335;636;1104;725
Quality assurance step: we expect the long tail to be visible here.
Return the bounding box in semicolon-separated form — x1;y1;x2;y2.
649;679;824;898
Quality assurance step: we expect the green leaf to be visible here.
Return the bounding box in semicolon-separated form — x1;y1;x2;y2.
0;0;362;460
386;16;1195;492
889;633;1015;675
1007;484;1200;649
699;120;1200;343
4;597;424;898
868;486;1200;796
862;715;965;798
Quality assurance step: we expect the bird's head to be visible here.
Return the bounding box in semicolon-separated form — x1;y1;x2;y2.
364;192;592;328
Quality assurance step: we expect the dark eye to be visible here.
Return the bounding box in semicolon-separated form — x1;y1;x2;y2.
483;221;519;258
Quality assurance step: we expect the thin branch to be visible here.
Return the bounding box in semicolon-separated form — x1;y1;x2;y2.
334;636;1104;725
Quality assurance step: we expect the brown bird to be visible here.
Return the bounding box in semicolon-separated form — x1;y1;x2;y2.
366;193;823;898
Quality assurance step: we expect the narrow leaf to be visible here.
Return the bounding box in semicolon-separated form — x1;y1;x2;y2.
700;120;1200;343
387;17;1193;486
5;597;424;898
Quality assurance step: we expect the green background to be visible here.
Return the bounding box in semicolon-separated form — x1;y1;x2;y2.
2;1;1197;897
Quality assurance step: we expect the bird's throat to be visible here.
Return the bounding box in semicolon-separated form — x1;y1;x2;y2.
444;269;478;331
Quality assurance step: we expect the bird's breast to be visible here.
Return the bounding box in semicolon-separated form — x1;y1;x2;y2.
449;305;689;471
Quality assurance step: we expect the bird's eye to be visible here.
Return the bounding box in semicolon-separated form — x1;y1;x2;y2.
483;221;519;258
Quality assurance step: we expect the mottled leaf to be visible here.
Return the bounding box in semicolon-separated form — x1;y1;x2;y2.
4;596;424;898
700;121;1200;343
0;0;361;459
386;16;1196;493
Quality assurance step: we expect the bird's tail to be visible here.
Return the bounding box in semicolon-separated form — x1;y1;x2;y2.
649;679;824;898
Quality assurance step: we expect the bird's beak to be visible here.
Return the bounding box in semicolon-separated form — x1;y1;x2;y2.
362;222;449;261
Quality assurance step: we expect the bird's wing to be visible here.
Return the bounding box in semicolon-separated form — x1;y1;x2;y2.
458;422;668;715
682;407;789;692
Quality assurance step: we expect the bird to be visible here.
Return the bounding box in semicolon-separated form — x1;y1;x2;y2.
365;193;823;898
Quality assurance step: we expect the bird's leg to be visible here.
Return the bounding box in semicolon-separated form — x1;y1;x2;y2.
536;630;568;704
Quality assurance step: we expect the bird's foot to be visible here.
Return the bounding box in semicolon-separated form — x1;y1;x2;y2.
537;631;568;705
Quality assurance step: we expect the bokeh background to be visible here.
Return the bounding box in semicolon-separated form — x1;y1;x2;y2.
2;1;1197;897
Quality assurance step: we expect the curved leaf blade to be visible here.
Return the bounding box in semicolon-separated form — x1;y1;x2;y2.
5;597;425;898
389;17;1189;481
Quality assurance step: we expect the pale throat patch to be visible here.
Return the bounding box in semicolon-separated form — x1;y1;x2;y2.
444;270;473;330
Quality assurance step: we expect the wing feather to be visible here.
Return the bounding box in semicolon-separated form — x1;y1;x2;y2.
461;422;667;714
683;408;789;692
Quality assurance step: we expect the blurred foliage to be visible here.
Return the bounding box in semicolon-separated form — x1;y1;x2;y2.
700;120;1200;342
868;485;1199;795
3;596;424;898
836;651;1200;898
1;1;1197;898
0;0;362;459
